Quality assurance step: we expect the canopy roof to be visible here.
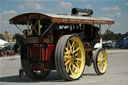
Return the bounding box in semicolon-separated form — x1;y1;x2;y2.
9;13;114;25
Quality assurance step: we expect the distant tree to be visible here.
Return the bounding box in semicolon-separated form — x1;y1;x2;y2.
102;31;128;41
114;33;123;40
124;32;128;38
103;30;115;40
5;30;8;34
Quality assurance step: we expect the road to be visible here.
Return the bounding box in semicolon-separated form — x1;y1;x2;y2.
0;50;128;85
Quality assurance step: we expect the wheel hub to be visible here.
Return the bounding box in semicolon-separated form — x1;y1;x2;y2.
70;55;75;63
70;53;74;57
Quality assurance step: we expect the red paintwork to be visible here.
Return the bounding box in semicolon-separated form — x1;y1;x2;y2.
51;18;115;24
83;42;93;59
44;39;50;43
30;44;55;70
30;46;41;58
46;45;55;61
42;48;46;62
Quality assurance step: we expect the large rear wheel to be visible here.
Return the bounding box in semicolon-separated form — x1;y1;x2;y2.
21;46;50;80
93;48;108;75
55;35;85;81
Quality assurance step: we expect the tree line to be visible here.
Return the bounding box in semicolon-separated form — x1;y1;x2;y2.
101;30;128;41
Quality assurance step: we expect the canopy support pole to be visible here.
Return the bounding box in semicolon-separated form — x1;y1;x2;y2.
38;20;41;36
107;24;111;30
99;24;101;35
27;21;29;35
41;23;54;37
14;24;26;36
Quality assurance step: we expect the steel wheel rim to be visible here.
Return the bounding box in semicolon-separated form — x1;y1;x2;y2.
64;37;85;79
97;50;108;73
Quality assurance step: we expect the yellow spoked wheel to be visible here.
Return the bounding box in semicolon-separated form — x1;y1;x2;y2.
93;48;108;75
55;35;85;81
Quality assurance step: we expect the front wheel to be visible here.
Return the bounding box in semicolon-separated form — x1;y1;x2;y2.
55;35;85;81
93;48;108;75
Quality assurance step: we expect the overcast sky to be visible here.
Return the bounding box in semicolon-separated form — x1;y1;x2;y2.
0;0;128;34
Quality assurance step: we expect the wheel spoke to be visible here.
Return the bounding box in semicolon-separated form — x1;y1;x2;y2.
65;47;69;52
97;59;102;64
75;63;80;70
101;54;103;58
98;53;102;59
98;54;103;60
101;64;104;70
72;64;76;70
98;64;102;71
102;58;106;66
73;47;80;53
72;64;78;73
75;52;78;57
65;47;70;55
69;63;72;72
66;63;71;73
102;59;105;63
103;62;105;67
71;64;75;72
66;64;69;73
76;58;82;61
64;55;70;61
71;41;75;47
65;52;69;55
70;64;74;75
100;63;104;71
97;61;102;65
68;41;72;52
72;45;75;53
64;55;70;59
68;41;71;47
65;60;70;65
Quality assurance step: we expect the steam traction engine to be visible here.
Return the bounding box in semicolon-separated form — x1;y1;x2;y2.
9;8;114;81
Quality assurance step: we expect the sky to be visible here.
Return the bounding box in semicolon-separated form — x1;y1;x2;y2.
0;0;128;34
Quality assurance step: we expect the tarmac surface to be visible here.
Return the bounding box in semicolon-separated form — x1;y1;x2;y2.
0;50;128;85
